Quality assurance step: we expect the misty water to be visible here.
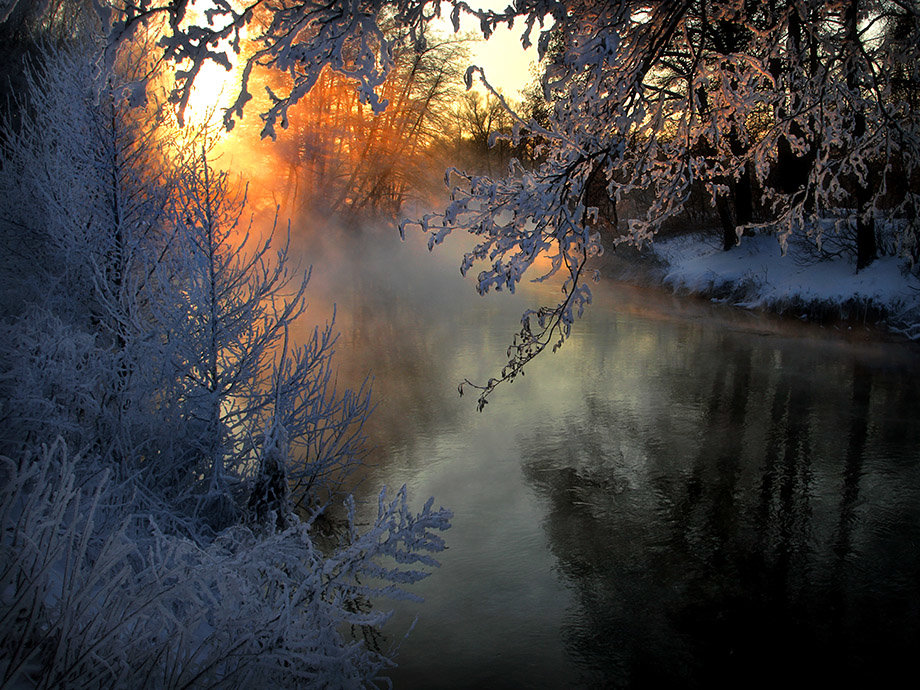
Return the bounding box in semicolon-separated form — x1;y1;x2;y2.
294;221;920;688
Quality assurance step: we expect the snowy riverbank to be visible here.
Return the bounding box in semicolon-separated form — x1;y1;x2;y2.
622;232;920;340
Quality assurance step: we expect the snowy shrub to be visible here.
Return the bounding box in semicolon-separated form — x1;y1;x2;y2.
0;26;451;687
0;442;141;687
0;442;451;688
0;311;104;458
146;149;374;525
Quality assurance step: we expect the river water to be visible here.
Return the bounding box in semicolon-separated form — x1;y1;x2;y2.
294;223;920;688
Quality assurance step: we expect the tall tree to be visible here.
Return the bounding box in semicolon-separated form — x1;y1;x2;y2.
159;150;372;524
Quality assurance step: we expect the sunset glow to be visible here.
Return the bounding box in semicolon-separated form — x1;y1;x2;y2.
173;0;245;137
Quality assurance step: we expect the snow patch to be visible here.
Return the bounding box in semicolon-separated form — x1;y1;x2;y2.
652;233;920;335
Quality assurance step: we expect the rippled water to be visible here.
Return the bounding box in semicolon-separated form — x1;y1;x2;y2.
294;224;920;688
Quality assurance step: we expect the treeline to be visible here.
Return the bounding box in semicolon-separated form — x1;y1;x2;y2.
273;26;467;216
248;25;529;218
0;4;449;686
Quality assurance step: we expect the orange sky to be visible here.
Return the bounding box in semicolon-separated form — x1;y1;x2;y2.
174;0;546;223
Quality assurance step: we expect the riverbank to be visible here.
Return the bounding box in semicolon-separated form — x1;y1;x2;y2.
600;231;920;341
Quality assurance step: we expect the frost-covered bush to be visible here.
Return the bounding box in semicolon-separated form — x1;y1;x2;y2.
0;25;450;687
0;311;104;458
153;151;373;524
0;33;373;515
0;442;451;688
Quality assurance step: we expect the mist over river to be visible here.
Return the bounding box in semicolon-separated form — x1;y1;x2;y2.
292;219;920;688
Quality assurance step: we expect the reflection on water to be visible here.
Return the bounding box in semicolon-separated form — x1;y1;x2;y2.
294;223;920;688
522;343;920;687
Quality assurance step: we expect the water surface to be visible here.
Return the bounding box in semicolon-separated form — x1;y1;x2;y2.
295;225;920;688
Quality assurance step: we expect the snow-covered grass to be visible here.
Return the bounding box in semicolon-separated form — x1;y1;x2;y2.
650;232;920;338
0;442;452;689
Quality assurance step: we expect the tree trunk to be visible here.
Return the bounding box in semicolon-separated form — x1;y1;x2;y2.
717;191;736;251
855;209;877;270
735;169;753;227
845;0;876;270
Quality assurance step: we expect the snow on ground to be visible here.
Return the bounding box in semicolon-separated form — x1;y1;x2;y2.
650;233;920;338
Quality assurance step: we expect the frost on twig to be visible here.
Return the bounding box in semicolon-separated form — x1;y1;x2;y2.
0;442;450;688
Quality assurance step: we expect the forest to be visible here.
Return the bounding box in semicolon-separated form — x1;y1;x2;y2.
1;0;918;687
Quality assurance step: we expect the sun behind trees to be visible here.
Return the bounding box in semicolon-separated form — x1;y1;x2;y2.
175;12;506;221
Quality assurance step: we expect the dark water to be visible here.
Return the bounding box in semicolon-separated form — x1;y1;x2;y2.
295;224;920;688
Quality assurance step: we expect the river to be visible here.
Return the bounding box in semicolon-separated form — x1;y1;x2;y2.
293;221;920;688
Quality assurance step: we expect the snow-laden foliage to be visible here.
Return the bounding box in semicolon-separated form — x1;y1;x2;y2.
0;31;450;686
0;34;167;324
121;0;920;408
153;151;372;524
425;0;920;406
109;0;449;137
0;442;450;688
0;37;180;474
